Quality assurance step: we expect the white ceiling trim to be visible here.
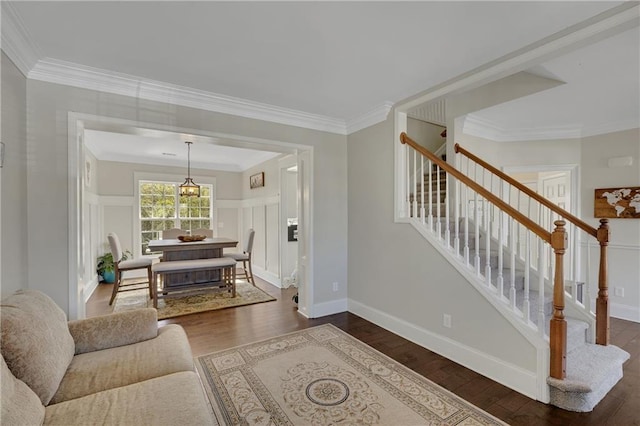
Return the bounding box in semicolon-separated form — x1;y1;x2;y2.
580;119;640;139
0;2;41;77
462;114;639;142
29;58;351;134
345;101;394;134
462;115;582;142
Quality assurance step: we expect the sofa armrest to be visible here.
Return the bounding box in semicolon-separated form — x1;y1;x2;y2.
68;309;158;354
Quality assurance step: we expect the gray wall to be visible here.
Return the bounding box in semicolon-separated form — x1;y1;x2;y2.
1;53;28;296
347;116;536;372
25;79;347;315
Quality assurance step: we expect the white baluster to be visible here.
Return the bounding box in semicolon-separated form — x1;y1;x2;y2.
474;192;481;276
497;209;504;299
586;240;593;313
485;200;492;286
445;173;451;247
464;184;470;265
454;177;460;255
510;217;517;310
420;155;425;224
412;149;417;218
538;239;546;336
406;146;410;218
523;231;531;323
428;160;433;231
436;165;442;239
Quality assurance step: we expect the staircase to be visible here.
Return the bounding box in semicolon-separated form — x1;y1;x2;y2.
400;132;629;412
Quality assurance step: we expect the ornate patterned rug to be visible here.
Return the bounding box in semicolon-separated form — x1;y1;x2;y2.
112;279;276;320
196;324;508;425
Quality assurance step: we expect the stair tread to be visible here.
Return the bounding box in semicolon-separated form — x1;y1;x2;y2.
547;344;630;392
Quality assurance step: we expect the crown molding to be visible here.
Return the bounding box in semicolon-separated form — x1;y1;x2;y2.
463;114;639;142
1;2;41;76
580;119;640;139
29;58;354;135
345;101;394;134
463;115;582;142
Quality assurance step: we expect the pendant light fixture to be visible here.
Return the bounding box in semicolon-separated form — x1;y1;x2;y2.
179;141;200;197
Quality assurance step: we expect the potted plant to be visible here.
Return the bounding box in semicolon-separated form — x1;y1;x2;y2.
97;250;131;283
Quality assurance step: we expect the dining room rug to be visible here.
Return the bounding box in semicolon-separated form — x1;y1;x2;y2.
195;324;508;426
112;279;276;320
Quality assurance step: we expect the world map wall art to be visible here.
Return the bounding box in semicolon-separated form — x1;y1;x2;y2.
594;186;640;219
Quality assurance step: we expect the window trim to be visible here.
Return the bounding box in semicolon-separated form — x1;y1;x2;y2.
133;172;217;258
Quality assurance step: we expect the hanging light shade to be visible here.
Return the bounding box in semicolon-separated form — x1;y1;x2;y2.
179;141;200;197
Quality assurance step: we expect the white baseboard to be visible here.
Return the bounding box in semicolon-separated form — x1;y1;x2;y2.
252;265;282;288
347;298;539;401
611;302;640;323
83;276;100;303
311;298;348;318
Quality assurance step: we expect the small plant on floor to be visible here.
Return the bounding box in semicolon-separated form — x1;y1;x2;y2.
97;250;132;283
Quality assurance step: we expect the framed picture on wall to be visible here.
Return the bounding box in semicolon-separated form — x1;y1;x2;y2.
250;172;265;189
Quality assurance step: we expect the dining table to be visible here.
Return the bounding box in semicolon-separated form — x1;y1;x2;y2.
148;237;238;289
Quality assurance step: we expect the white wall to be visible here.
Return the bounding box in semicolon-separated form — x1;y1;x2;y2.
347;117;538;386
0;53;28;297
581;129;640;322
407;118;445;153
25;80;347;316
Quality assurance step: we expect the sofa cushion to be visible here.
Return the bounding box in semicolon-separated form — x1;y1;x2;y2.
0;290;75;405
51;324;194;404
1;355;45;426
44;371;216;426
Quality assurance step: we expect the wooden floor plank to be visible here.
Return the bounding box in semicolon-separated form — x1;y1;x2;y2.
87;277;640;425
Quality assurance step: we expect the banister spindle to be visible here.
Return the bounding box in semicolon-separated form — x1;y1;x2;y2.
550;220;568;379
596;218;610;346
420;155;425;224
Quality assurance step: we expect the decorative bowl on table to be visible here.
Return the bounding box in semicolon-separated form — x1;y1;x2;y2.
177;234;206;242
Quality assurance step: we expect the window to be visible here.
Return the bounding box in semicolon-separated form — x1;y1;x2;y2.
139;181;213;254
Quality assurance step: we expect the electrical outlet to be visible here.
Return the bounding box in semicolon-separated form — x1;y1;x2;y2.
614;287;625;297
218;222;224;228
443;314;452;328
332;282;339;292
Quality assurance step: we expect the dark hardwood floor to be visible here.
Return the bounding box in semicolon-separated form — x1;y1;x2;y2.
87;277;640;425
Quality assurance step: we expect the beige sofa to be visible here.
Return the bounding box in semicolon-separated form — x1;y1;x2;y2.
1;290;215;426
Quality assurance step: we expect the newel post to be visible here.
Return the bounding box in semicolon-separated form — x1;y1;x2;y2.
596;219;610;345
550;220;567;379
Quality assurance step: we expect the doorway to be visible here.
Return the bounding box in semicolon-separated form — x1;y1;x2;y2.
68;113;314;319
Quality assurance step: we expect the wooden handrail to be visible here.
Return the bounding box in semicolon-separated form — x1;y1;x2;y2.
454;143;597;238
454;141;610;345
401;132;551;243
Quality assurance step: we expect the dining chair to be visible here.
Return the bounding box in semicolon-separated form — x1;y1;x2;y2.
226;229;255;285
107;232;154;305
192;228;213;238
162;228;183;239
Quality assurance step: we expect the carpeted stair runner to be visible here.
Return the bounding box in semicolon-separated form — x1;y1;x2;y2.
436;217;630;411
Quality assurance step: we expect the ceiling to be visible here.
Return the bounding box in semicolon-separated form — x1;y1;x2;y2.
3;1;639;168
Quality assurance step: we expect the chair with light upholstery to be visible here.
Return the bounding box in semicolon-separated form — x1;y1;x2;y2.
162;228;183;239
107;233;154;305
191;228;213;238
226;229;255;285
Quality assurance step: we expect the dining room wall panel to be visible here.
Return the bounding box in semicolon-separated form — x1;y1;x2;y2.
252;206;266;270
266;203;280;277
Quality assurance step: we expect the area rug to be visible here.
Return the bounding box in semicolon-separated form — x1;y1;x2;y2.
113;279;276;320
196;324;508;425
